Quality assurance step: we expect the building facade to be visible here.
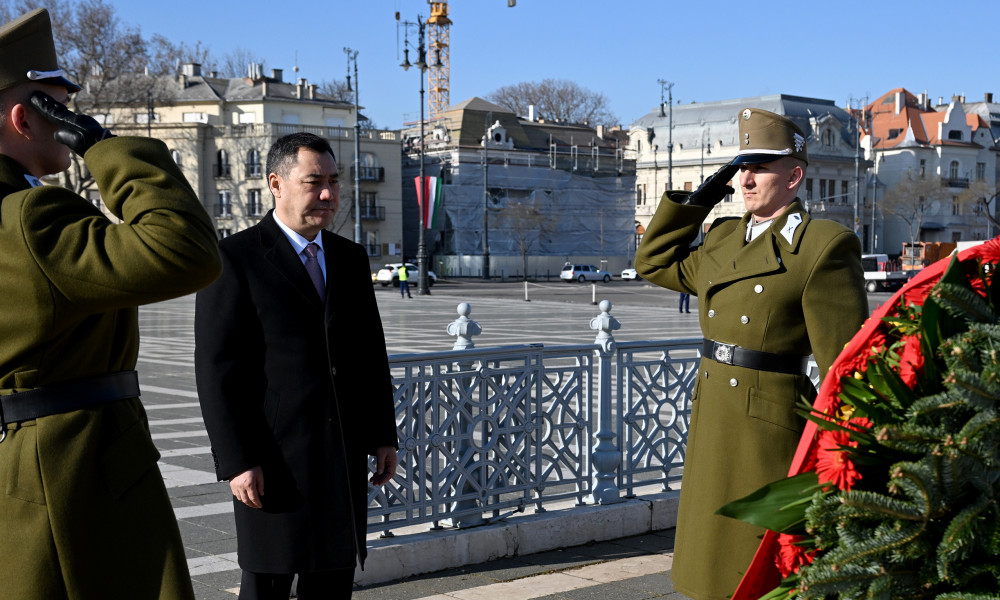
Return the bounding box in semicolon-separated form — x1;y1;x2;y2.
864;89;999;253
78;63;403;272
400;97;636;278
629;94;873;248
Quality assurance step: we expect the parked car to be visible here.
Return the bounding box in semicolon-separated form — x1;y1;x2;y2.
375;263;437;287
620;268;640;281
862;253;906;293
560;264;612;283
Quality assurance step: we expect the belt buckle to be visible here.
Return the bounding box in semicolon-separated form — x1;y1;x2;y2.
713;342;736;365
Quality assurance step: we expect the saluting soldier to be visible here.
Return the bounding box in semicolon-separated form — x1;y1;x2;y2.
0;8;221;599
635;108;867;600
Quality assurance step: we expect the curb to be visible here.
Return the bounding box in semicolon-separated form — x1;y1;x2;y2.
357;490;680;585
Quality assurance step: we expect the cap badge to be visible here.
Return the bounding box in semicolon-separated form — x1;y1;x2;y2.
793;133;805;152
742;109;752;120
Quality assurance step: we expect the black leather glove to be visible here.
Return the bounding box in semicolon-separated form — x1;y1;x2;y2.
29;91;115;156
679;159;739;208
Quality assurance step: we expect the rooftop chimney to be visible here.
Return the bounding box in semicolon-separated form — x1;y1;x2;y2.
181;63;201;77
987;93;994;103
248;63;263;80
308;84;316;100
271;68;283;82
895;91;903;115
296;78;306;99
528;104;536;121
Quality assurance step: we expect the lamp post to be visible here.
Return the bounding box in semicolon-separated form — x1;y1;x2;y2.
658;79;674;192
482;111;492;279
400;16;431;295
344;47;363;246
700;129;711;183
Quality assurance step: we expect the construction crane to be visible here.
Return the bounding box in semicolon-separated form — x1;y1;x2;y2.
426;2;451;118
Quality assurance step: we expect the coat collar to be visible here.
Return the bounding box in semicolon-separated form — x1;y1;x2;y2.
704;199;810;291
258;210;328;308
0;153;35;199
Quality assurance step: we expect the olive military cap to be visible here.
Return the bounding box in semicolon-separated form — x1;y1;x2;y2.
0;8;80;93
732;108;808;166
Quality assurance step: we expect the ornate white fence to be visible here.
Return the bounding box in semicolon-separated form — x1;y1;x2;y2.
366;301;703;536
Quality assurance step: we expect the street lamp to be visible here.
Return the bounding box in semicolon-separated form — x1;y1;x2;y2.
700;130;711;183
344;47;363;246
400;16;431;295
482;111;492;279
657;79;674;192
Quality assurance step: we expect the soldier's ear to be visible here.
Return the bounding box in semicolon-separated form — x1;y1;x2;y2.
786;164;804;190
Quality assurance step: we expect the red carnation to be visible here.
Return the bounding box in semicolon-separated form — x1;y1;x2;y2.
897;334;924;388
775;533;817;577
815;417;871;491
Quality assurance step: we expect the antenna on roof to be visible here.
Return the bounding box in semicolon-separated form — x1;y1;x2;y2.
293;51;299;75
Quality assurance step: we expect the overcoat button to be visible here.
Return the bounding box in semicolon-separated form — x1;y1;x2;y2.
729;378;738;387
330;367;337;376
740;315;750;324
754;285;763;293
708;309;716;318
704;370;709;378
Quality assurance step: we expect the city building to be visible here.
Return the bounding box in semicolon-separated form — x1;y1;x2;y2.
629;94;872;247
400;97;636;278
75;63;403;272
863;89;998;253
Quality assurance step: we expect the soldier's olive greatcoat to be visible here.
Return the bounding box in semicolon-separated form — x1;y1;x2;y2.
635;197;867;600
0;137;221;599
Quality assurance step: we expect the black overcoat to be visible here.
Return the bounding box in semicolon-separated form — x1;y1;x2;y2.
194;211;398;573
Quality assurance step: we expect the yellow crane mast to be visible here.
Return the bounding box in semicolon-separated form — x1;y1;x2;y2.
426;1;451;118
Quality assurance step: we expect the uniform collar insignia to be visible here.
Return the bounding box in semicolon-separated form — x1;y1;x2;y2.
780;213;802;244
23;174;42;187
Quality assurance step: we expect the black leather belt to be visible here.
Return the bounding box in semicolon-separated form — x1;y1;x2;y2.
702;339;810;376
0;371;140;441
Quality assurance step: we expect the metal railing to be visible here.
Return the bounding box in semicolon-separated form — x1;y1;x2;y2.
366;300;701;535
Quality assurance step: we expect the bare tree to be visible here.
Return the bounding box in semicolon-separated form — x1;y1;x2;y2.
148;35;214;76
487;79;617;126
959;179;1000;232
497;197;552;280
215;47;263;79
881;173;965;247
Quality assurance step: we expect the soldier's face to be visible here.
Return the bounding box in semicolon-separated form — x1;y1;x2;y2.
269;147;339;240
19;83;73;176
739;158;803;221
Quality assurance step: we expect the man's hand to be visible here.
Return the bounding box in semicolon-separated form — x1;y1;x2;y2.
230;466;264;509
29;91;114;156
370;446;398;486
679;159;739;208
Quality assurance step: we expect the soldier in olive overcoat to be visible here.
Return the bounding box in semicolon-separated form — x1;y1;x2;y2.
635;109;868;600
0;9;221;599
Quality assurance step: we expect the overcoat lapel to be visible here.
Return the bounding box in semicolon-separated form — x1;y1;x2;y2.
258;211;325;308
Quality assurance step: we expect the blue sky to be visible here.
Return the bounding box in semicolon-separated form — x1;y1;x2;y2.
109;0;994;129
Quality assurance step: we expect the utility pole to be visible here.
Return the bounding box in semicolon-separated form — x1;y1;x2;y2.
345;47;363;246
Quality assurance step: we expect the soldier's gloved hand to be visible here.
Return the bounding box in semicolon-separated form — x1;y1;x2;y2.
29;91;115;156
678;159;739;208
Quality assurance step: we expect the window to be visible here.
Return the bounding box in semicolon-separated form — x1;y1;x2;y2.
841;181;849;203
947;130;963;141
822;130;834;147
636;184;644;206
953;197;961;216
888;129;903;140
919;159;926;177
949;161;959;179
248;189;263;217
282;113;301;124
183;112;207;123
977;162;986;180
134;112;158;124
806;178;813;200
238;112;256;124
325;117;346;127
828;180;836;201
216;150;231;178
217;190;232;218
819;179;826;200
684;181;692;192
246;149;262;178
217;228;232;239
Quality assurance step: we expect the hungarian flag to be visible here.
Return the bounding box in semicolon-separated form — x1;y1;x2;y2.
415;175;442;229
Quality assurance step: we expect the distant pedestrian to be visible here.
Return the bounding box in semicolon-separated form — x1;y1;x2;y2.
679;292;691;313
398;263;412;298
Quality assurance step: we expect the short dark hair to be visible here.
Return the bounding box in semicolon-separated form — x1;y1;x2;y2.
266;132;336;179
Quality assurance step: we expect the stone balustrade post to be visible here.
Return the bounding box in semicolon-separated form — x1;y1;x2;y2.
445;302;485;527
589;300;622;504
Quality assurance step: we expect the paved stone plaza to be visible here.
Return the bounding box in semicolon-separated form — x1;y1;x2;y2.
141;281;702;598
142;281;890;598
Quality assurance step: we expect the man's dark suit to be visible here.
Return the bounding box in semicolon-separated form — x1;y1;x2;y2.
194;210;398;576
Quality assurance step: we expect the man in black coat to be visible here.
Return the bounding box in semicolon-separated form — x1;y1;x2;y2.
195;132;399;600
